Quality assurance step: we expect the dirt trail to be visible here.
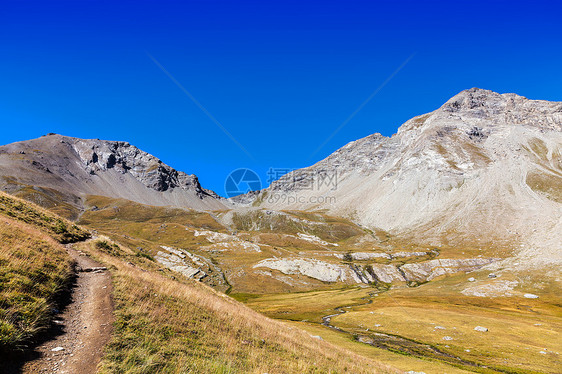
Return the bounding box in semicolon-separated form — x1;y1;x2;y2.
20;245;113;374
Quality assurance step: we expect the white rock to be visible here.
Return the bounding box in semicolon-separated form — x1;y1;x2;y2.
334;252;391;260
297;233;337;247
462;280;519;297
401;258;497;282
51;346;65;352
524;293;539;299
155;251;204;279
442;336;453;341
474;326;488;332
368;264;406;283
392;251;429;258
253;258;348;282
468;277;476;282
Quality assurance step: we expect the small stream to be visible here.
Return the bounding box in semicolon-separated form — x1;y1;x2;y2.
319;294;515;374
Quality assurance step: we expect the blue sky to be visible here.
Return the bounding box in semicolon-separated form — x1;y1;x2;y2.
1;0;561;196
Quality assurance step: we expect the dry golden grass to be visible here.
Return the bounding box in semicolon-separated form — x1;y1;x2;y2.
81;195;223;231
0;191;90;243
246;270;562;374
0;215;73;349
239;287;374;323
0;191;91;350
78;195;222;250
231;210;364;243
14;185;82;220
79;240;397;374
526;171;562;203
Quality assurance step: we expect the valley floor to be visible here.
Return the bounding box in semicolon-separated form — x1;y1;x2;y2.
240;271;562;374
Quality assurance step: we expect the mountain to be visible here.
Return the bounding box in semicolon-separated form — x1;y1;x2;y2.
254;88;562;267
2;89;561;373
0;134;226;218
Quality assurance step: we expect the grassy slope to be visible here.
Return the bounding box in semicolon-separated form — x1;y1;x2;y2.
80;238;397;374
78;196;378;294
0;191;90;243
78;195;223;253
0;191;89;350
0;192;397;372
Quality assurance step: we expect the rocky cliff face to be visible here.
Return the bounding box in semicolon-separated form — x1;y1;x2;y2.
0;134;225;213
71;138;217;197
255;88;562;267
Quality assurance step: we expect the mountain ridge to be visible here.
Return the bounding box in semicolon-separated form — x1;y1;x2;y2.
250;88;562;268
0;134;226;215
1;88;560;270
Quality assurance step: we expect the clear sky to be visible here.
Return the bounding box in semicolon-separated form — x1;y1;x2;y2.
1;0;561;196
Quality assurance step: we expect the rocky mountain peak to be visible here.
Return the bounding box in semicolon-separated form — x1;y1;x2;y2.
69;136;208;195
441;87;502;112
258;89;562;267
0;134;224;211
436;88;562;131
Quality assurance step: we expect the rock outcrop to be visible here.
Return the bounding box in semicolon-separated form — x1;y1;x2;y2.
194;229;262;252
400;258;497;282
155;245;229;290
253;256;497;285
253;258;349;283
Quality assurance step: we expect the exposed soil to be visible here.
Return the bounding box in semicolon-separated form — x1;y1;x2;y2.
6;245;113;374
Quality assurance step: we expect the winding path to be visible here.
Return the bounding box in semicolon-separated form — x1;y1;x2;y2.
21;245;113;374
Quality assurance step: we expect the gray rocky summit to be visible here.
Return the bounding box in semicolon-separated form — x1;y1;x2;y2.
255;88;562;269
0;134;225;213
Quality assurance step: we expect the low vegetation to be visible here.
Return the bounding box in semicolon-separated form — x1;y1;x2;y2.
245;271;562;374
78;240;396;374
231;210;364;242
0;191;90;243
0;191;90;350
237;287;374;323
14;185;82;220
78;195;222;250
0;193;396;372
0;216;73;350
526;171;562;203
